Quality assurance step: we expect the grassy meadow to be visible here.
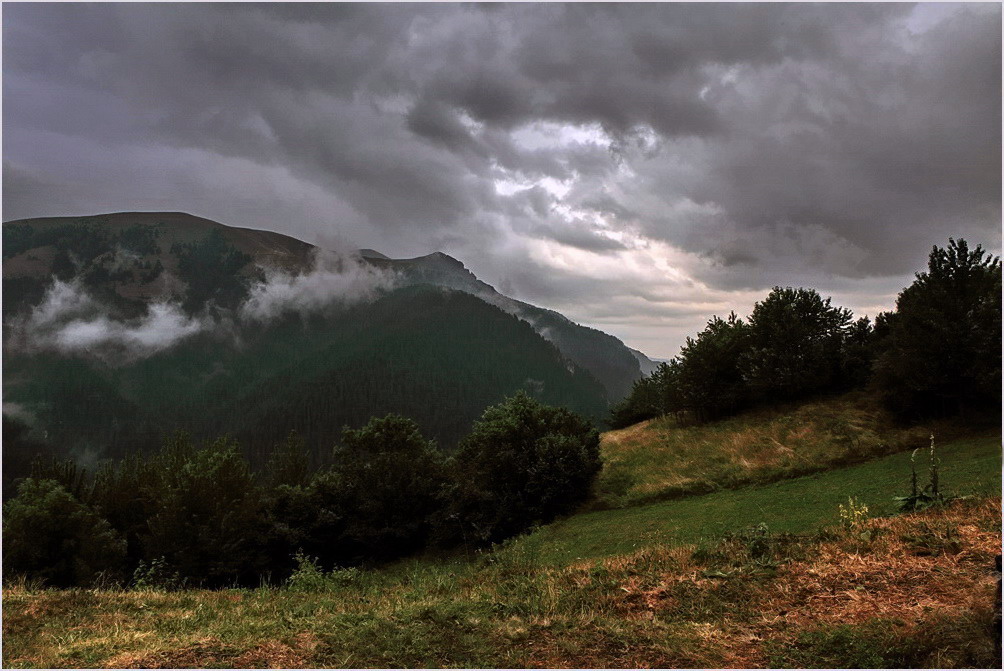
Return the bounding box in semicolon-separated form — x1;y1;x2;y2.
594;392;977;508
4;395;1001;668
524;433;1001;565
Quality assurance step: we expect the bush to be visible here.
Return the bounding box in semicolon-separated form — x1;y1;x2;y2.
284;551;362;592
265;415;448;569
449;392;601;544
142;436;268;587
2;478;126;587
326;414;449;561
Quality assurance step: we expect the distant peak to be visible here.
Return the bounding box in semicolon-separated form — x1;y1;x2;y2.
424;251;464;266
358;248;389;260
393;251;466;268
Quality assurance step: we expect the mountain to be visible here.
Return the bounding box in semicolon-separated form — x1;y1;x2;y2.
4;212;652;397
361;250;653;400
627;347;661;377
3;211;312;317
2;212;651;468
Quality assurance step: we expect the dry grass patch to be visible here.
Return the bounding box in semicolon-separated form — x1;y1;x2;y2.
594;392;967;508
765;497;1000;631
586;497;1001;668
105;637;237;669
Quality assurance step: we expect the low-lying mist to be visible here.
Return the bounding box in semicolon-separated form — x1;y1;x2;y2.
241;248;394;322
3;248;397;364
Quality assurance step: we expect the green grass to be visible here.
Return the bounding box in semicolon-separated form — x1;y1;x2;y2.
522;434;1001;565
767;612;1002;669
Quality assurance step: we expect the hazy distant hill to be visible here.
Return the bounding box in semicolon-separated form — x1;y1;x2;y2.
2;212;650;464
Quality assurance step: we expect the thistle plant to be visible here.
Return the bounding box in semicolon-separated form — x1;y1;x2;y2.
895;433;947;512
926;433;940;500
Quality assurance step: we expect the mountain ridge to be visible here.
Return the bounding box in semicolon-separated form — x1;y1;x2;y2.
3;211;653;400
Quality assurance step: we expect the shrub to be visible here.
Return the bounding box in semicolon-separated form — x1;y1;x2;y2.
142;436;268;587
449;392;601;544
328;414;449;561
284;551;363;592
131;556;184;591
266;415;448;569
2;478;126;587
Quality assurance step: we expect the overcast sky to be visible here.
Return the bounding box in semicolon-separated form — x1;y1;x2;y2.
3;2;1000;358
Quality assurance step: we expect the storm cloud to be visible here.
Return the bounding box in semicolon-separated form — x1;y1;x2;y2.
3;2;1000;357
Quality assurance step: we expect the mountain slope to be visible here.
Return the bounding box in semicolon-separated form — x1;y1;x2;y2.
363;250;651;400
3;212;651;401
2;212;624;466
2;285;609;461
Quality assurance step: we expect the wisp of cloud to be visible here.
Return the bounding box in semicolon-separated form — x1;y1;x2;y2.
4;249;397;364
241;248;396;322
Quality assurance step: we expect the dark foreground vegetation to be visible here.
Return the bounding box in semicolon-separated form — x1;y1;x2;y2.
612;238;1001;427
3;394;600;589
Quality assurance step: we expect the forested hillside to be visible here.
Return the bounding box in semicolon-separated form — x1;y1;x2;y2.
3;285;608;464
2;213;634;477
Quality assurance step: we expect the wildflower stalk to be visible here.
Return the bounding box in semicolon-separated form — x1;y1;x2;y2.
910;447;919;500
927;433;940;501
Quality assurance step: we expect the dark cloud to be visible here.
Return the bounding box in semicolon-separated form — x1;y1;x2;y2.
3;2;1000;357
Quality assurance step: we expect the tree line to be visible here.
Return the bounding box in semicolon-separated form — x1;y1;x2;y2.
612;239;1001;428
3;393;601;589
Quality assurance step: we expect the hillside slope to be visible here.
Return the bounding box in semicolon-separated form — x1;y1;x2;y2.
364;250;650;400
3;212;650;402
591;392;974;509
522;433;1001;565
2;286;609;462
